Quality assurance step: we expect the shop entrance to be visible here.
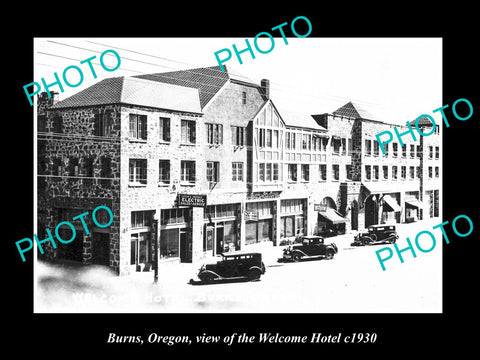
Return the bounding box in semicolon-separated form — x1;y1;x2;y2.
91;232;110;266
179;229;192;263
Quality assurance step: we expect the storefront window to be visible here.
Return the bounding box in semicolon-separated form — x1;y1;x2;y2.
130;232;149;265
160;228;179;259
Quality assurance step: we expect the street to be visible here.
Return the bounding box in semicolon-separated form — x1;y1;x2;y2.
35;219;442;313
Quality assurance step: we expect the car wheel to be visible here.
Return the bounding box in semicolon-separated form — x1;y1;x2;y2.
325;250;334;260
248;269;261;281
292;253;302;262
363;238;371;246
199;272;215;283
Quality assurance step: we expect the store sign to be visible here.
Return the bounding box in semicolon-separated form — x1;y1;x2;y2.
177;194;207;208
244;210;259;221
314;203;327;212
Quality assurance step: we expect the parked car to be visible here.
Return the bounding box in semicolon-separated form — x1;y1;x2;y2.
195;252;266;283
351;224;398;246
282;235;338;262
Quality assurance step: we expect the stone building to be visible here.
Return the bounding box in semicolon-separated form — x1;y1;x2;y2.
37;66;441;275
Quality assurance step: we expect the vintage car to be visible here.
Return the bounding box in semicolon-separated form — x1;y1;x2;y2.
351;224;399;246
282;235;338;262
195;252;266;283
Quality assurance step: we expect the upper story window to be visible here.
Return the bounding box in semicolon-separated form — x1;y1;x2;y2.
129;159;147;185
206;123;223;145
159;160;170;184
242;91;247;105
181;120;196;144
392;143;398;157
435;146;439;159
232;126;245;146
181;160;196;183
94;111;112;137
365;139;372;156
159;117;170;142
129;114;147;140
373;141;379;157
206;161;220;183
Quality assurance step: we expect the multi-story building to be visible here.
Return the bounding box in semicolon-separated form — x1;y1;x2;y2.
37;66;441;276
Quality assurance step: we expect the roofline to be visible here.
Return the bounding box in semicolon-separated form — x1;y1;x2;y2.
49;102;203;115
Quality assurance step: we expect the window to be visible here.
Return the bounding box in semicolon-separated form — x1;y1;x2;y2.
232;162;244;181
332;164;339;181
161;208;190;225
159;117;170;142
206;161;220;183
348;138;353;156
159;160;170;184
288;164;297;182
258;128;266;147
301;164;309;181
383;143;389;157
435;146;439;159
53;115;63;133
265;163;272;181
435;166;439;178
428;166;433;178
346;165;353;181
181;120;196;144
286;131;296;150
416;166;421;178
131;211;152;228
302;134;311;150
392;166;398;180
373;165;379;181
206;123;223;145
319;164;327;181
53;158;63;176
129;114;147;140
332;138;341;154
266;129;272;147
402;145;407;158
258;163;265;182
232;126;245;146
416;145;421;158
242;91;247;104
69;158;79;177
273;163;279;181
409;166;415;179
341;138;347;155
181;161;196;183
401;166;406;180
393;143;398;157
94;111;111;136
365;140;372;156
273;130;279;148
365;165;371;181
410;145;415;159
383;165;388;180
84;157;94;178
373;141;379;156
429;146;433;159
129;159;147;184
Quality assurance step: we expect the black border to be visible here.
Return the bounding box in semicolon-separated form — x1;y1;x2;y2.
7;6;478;356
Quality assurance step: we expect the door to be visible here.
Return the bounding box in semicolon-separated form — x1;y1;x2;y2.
180;229;192;263
216;226;224;255
92;232;110;266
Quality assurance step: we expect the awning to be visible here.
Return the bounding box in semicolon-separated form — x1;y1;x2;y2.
405;197;423;209
382;195;401;212
319;208;348;224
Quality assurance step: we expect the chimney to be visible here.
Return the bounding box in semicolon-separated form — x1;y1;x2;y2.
260;79;270;99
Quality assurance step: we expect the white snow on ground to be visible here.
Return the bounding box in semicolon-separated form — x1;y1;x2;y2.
35;219;443;313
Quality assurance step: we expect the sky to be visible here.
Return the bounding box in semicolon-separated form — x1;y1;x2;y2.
33;37;442;125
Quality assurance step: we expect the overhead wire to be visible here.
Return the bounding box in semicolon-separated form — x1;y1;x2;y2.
35;39;381;113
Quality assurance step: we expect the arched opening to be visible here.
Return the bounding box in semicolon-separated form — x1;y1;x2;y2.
364;195;378;227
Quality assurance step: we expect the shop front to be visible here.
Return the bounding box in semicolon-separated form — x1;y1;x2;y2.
245;200;276;246
279;198;307;243
159;207;193;263
203;203;241;256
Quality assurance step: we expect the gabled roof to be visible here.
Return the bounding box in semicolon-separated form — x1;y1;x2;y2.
50;76;202;113
333;101;375;120
134;65;230;109
409;116;434;127
279;108;327;132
